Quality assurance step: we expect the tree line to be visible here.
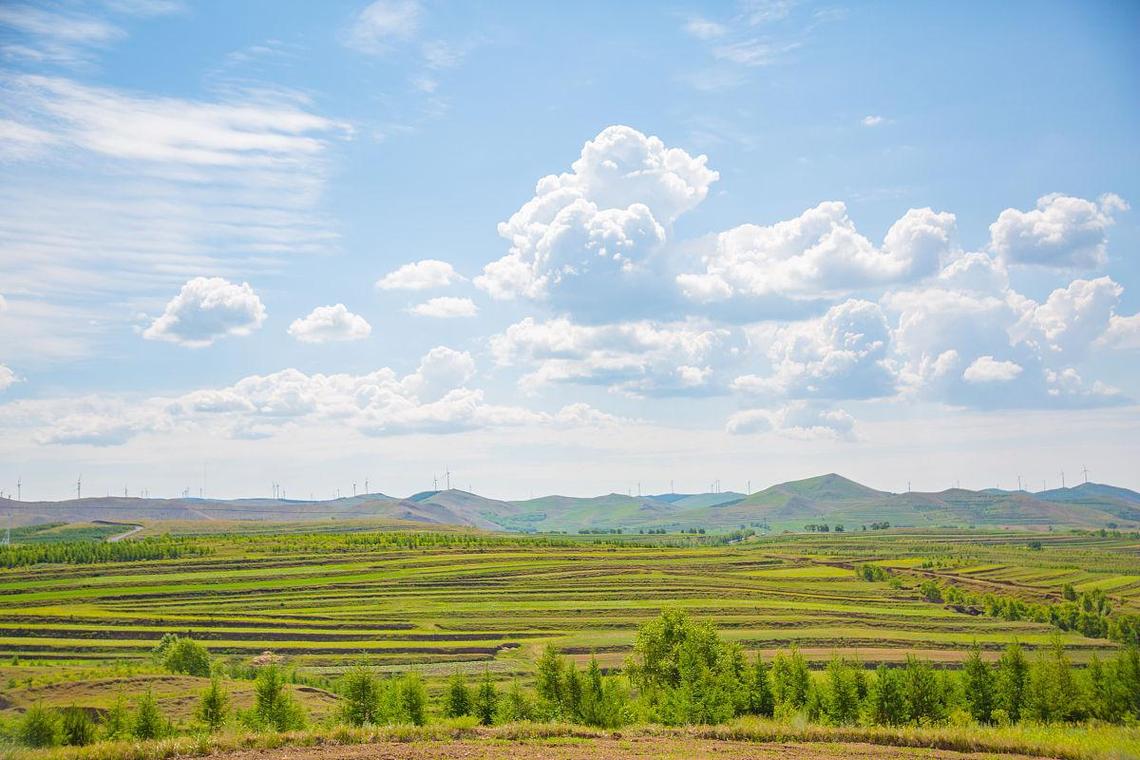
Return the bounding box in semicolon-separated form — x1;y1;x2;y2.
0;536;210;568
857;563;1140;646
8;612;1140;749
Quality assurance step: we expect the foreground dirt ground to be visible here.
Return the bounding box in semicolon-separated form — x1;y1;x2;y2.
206;739;1052;760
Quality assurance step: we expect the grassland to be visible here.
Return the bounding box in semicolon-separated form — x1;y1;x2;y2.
2;525;1138;757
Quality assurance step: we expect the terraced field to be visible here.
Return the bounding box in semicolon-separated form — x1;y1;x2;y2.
1;528;1136;684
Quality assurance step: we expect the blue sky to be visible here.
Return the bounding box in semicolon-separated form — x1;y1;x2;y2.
1;0;1138;500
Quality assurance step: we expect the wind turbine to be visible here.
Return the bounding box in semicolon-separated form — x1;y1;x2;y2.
1082;465;1089;484
16;478;20;502
76;475;82;500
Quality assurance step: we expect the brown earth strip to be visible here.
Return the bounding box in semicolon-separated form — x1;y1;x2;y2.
203;738;1053;760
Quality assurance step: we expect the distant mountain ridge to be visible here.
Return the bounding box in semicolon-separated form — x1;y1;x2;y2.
2;474;1137;533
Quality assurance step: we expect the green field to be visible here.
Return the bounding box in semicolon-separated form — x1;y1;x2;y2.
2;525;1138;757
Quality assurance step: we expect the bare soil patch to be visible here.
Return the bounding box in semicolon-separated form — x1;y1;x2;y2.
205;738;1052;760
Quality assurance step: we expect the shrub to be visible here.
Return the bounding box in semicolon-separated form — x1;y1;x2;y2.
60;707;96;746
19;704;61;748
163;636;212;677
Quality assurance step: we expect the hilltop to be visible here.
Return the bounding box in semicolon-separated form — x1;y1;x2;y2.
2;473;1137;533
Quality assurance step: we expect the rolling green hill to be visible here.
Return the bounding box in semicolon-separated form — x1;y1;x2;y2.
1;475;1135;533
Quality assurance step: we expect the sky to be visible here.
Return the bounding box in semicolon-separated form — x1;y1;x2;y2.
1;0;1138;501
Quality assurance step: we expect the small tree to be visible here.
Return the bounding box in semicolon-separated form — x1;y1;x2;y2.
824;656;860;725
60;707;96;746
475;670;498;725
995;642;1029;722
963;644;995;724
253;665;305;731
444;672;472;718
19;704;61;748
868;665;906;726
399;672;427;726
771;646;812;710
902;655;944;724
745;654;774;716
132;690;165;740
102;693;130;741
340;667;380;727
197;677;230;732
497;680;535;723
535;645;566;715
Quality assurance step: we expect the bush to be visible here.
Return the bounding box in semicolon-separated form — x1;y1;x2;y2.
163;636;212;677
60;707;96;746
19;704;61;748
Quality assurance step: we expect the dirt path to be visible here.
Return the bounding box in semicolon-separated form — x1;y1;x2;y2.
206;738;1052;760
107;524;143;542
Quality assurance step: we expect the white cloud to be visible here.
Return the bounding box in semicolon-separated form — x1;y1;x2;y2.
989;193;1128;268
1098;313;1140;350
712;39;800;66
475;125;717;315
143;277;266;348
346;0;422;54
287;304;371;343
489;316;729;396
0;4;123;65
962;356;1023;383
684;17;728;40
5;74;350;168
733;299;895;400
409;296;478;318
0;347;622;445
679;202;956;301
1;74;349;361
727;401;856;440
376;259;462;290
1014;276;1123;359
0;364;16;392
861;115;884;127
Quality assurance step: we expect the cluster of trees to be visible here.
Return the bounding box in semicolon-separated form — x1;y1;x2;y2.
14;665;306;748
11;614;1140;749
803;524;844;533
0;536;209;568
578;528;624;535
856;565;1140;647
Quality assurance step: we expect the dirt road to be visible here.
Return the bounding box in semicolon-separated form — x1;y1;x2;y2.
205;738;1051;760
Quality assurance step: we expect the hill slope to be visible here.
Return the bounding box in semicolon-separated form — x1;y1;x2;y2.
1;476;1134;533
